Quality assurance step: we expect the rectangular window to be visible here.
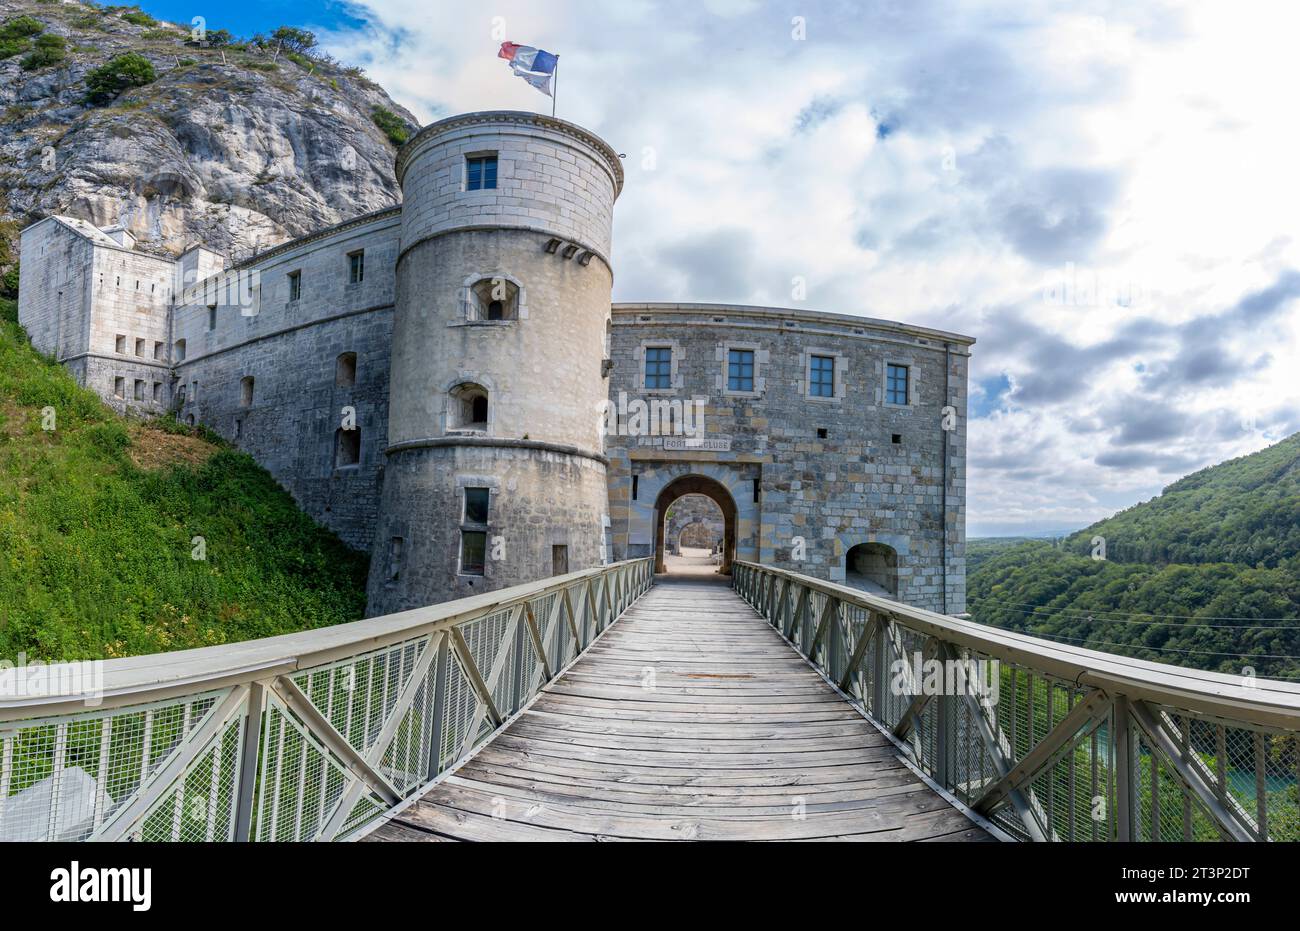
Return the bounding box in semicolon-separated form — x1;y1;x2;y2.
115;334;126;353
207;305;217;331
113;376;125;399
152;382;162;402
348;251;364;284
135;338;145;357
132;380;143;402
727;349;755;392
644;346;672;389
460;486;489;576
886;363;910;405
464;487;490;525
460;531;487;575
288;270;302;302
552;545;569;576
153;341;163;360
810;354;835;398
466;155;498;191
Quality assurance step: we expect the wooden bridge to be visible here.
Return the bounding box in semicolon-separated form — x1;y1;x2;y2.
1;557;1297;843
369;576;990;841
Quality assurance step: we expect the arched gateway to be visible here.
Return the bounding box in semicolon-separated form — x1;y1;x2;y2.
654;474;737;574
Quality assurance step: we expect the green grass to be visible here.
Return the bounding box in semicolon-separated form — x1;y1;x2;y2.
0;300;369;662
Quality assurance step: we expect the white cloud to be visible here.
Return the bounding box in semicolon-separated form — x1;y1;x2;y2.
321;0;1300;535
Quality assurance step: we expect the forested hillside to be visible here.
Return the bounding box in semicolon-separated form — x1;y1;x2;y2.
1061;433;1300;567
968;434;1300;680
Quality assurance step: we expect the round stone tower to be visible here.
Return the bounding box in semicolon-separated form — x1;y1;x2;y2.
366;111;623;612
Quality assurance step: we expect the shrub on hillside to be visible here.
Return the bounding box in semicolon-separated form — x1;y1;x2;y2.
372;106;412;147
84;52;156;105
20;33;65;70
269;26;316;54
0;15;45;40
119;9;156;27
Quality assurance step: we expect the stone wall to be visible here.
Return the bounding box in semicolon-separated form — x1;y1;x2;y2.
606;303;972;614
371;111;621;610
169;209;401;550
666;494;724;552
19;217;175;416
397;111;623;261
17;112;975;617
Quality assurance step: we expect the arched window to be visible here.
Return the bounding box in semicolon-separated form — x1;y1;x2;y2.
845;543;899;598
469;277;520;321
336;352;357;387
240;376;254;408
335;427;361;468
448;383;489;432
175;338;186;361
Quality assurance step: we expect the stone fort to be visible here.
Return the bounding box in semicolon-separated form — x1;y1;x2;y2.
17;110;974;617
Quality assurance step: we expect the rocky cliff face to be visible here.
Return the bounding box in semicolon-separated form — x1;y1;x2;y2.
0;0;418;271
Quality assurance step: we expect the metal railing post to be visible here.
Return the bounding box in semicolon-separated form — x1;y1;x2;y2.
232;679;268;842
424;633;450;781
1113;696;1136;842
872;614;890;724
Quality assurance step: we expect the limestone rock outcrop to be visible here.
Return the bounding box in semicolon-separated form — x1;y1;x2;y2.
0;0;416;269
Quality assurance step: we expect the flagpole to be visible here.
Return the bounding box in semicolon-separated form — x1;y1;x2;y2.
551;58;558;117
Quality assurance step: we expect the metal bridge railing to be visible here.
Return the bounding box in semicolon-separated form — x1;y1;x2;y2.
734;561;1300;842
0;558;654;842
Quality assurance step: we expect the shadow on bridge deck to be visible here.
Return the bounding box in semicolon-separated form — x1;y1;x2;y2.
363;578;993;842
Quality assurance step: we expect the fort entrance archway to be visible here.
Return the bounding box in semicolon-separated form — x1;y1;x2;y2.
654;476;737;575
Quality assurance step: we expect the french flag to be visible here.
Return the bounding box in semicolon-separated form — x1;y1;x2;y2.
498;41;558;97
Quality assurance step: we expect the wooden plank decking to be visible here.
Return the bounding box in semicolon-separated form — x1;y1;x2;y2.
364;575;993;842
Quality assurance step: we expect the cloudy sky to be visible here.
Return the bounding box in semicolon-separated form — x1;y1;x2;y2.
152;0;1300;535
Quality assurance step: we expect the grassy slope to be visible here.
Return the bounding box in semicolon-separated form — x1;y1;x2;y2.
0;298;369;661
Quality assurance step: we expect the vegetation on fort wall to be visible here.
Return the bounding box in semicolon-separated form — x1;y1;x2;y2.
0;301;369;662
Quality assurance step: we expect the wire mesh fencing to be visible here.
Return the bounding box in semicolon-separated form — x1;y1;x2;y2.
0;558;653;842
734;561;1300;843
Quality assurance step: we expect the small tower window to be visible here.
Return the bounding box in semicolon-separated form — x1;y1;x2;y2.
460;486;490;576
466;155;498;191
115;334;126;353
335;427;361;468
448;383;489;432
288;269;302;302
469;277;519;322
240;376;254;408
348;251;365;284
175;339;186;361
113;376;124;399
336;352;357;387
